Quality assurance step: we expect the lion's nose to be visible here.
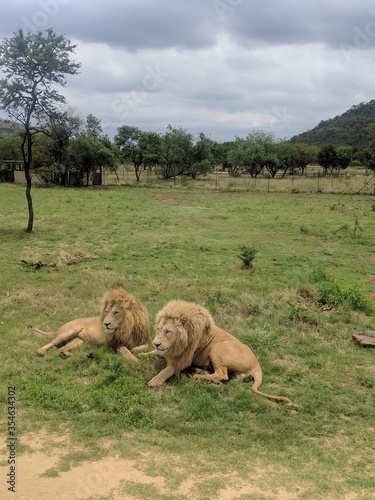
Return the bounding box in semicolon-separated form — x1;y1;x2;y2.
104;322;111;329
153;341;162;349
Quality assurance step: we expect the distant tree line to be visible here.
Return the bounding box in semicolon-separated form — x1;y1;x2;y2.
1;30;375;194
2;28;373;233
2;121;375;187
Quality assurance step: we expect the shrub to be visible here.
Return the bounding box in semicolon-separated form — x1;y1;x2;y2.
309;267;373;313
318;279;372;313
238;244;258;269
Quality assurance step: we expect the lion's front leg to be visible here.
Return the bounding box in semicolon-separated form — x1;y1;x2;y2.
117;346;137;362
37;342;55;356
137;350;157;358
148;365;176;387
132;343;150;353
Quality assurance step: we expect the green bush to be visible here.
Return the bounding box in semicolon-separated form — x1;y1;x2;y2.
318;279;372;313
238;244;258;269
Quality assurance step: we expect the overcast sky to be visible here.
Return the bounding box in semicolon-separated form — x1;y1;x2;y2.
1;0;375;142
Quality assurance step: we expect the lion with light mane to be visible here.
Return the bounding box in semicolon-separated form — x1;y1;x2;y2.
148;300;292;404
36;287;150;360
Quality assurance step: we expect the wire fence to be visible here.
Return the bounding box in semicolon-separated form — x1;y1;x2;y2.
102;167;375;196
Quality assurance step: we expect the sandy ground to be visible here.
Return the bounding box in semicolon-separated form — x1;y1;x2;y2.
1;430;304;500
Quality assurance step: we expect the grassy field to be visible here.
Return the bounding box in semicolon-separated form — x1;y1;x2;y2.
0;183;375;499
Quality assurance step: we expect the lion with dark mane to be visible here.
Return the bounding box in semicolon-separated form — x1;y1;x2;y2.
148;300;292;404
36;287;150;360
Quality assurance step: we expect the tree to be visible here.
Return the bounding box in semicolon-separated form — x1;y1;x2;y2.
190;132;214;179
30;134;55;182
43;108;82;184
138;131;163;172
336;146;352;172
293;143;319;175
0;133;22;161
275;142;297;177
85;113;103;139
358;146;375;172
158;125;193;180
0;28;80;231
317;144;338;175
367;153;375;172
228;130;278;177
115;125;144;182
211;141;233;171
0;133;22;181
227;137;248;176
67;133;116;186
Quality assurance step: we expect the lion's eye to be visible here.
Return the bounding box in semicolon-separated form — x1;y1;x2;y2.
113;311;119;316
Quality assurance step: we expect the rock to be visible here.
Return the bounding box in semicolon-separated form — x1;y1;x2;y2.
352;331;375;347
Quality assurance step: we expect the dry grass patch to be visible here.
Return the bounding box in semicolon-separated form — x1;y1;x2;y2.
20;249;97;269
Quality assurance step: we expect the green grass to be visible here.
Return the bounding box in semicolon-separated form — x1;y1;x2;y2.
1;183;375;498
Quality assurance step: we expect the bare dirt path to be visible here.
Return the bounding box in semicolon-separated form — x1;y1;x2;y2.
2;430;303;500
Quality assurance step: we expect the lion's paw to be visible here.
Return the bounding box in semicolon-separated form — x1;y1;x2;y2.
148;379;162;388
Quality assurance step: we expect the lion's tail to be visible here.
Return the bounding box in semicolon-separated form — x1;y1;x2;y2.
29;326;55;336
250;365;292;405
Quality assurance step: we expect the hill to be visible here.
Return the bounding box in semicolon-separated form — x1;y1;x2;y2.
0;118;22;137
290;100;375;148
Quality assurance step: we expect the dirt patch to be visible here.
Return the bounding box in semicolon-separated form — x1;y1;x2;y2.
1;430;307;500
1;430;168;500
160;196;191;205
161;196;179;204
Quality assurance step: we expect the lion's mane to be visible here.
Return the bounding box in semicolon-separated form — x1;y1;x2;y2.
155;299;214;367
101;287;150;350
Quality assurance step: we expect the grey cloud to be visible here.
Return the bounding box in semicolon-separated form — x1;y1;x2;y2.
1;0;375;142
220;1;375;50
4;0;375;52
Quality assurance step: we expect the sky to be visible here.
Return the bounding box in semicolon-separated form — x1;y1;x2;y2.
1;0;375;143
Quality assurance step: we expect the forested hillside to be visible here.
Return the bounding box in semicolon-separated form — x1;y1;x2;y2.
0;118;22;137
290;100;375;148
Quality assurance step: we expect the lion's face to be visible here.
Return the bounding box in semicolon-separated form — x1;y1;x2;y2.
152;318;182;357
102;302;125;335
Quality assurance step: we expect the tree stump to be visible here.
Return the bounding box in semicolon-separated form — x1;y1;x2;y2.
352;331;375;347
